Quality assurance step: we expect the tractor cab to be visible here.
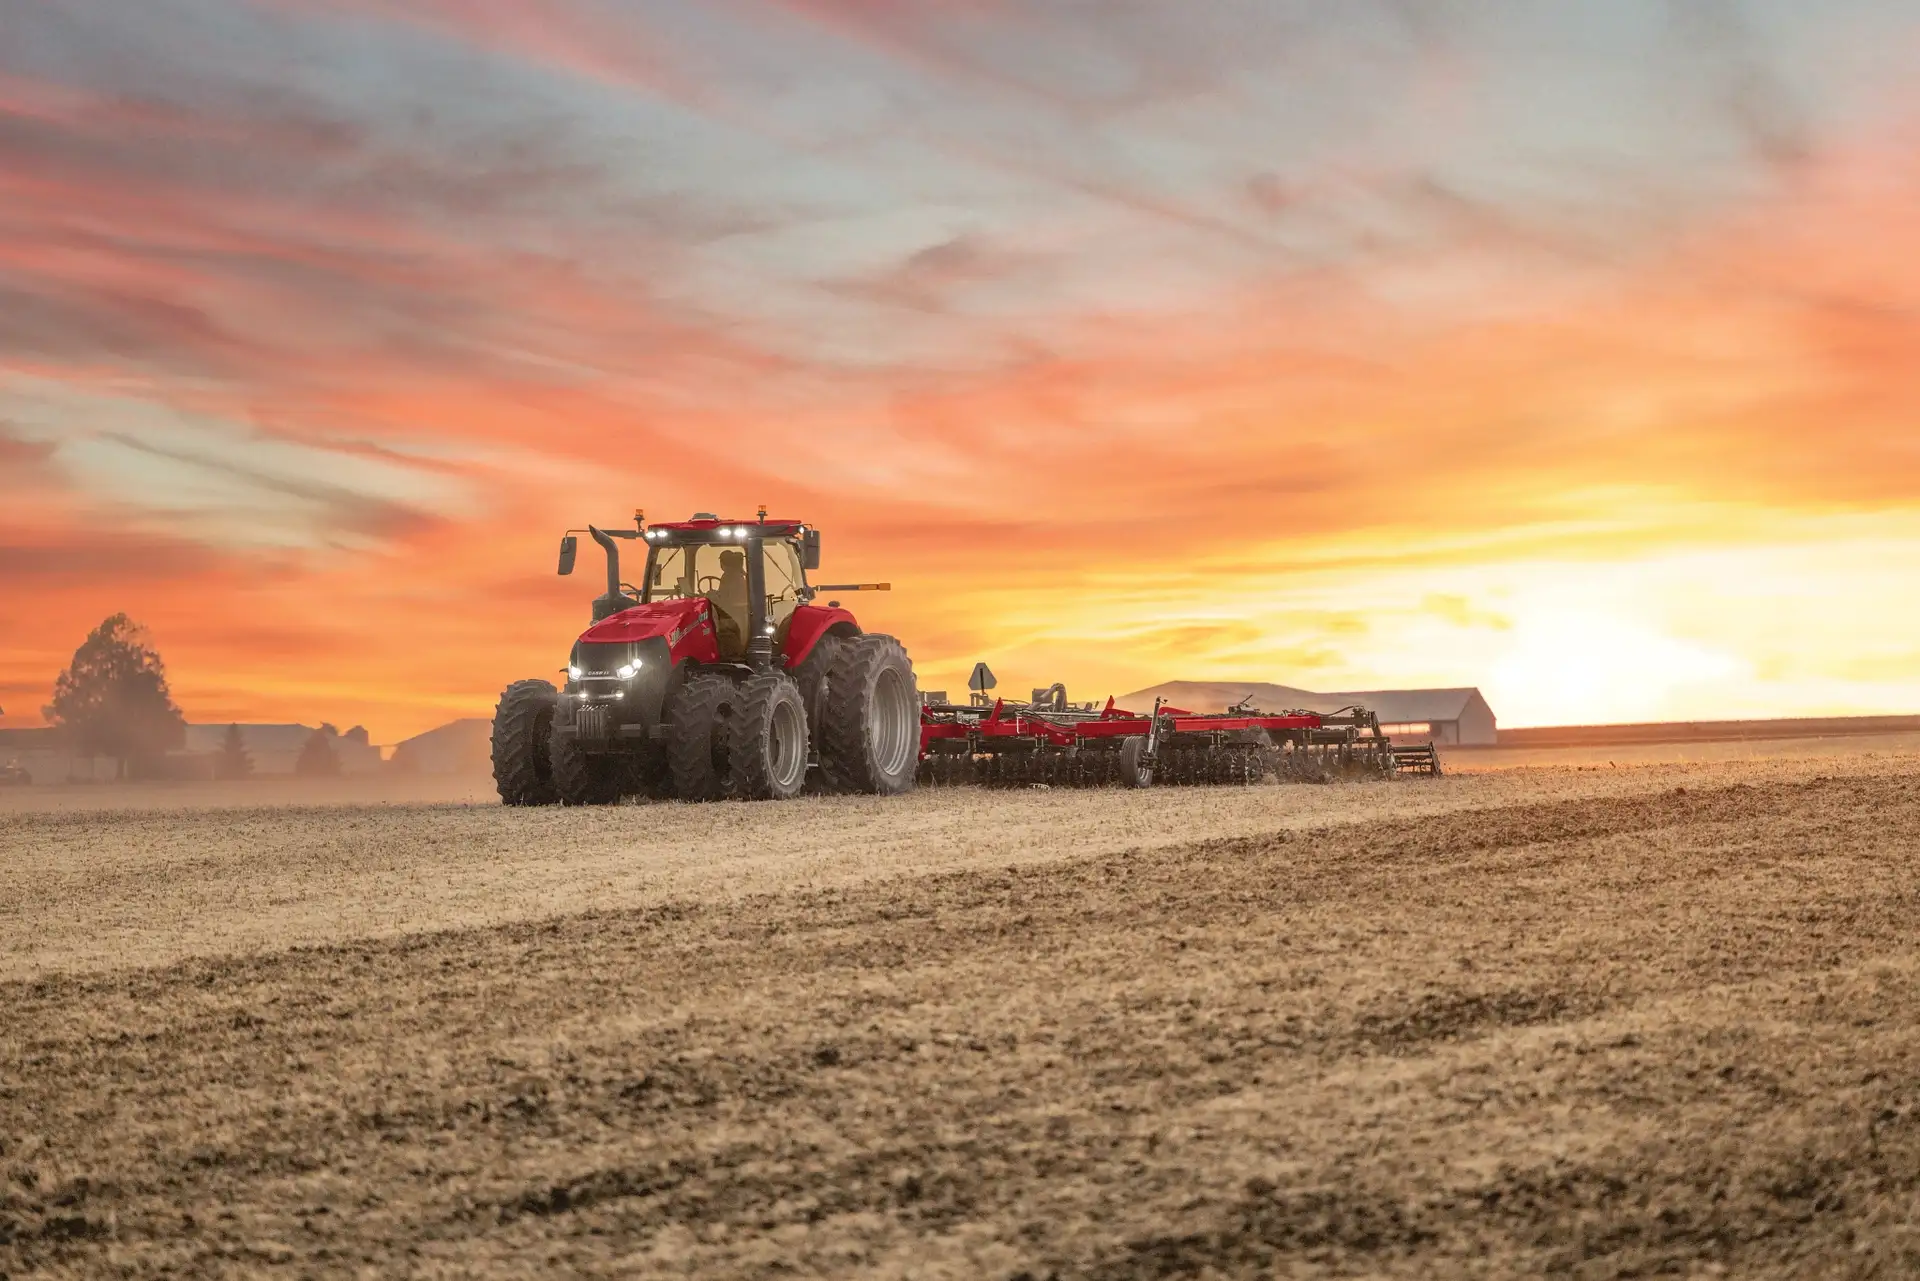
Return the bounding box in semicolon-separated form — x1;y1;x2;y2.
637;514;818;663
555;512;821;664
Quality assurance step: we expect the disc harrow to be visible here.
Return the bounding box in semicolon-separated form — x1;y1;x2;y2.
918;686;1442;789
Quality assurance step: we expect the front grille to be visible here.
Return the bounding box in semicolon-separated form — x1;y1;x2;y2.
576;703;610;741
575;641;632;677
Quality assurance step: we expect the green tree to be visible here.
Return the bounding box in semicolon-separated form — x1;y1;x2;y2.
294;728;340;777
43;614;186;780
216;723;253;780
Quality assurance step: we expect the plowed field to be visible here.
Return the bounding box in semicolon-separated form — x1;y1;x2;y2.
3;755;1916;1278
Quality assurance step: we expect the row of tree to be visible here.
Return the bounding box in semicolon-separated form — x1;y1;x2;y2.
38;614;344;780
211;724;344;779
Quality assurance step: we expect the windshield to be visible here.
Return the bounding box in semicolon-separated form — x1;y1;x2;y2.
645;543;747;607
762;540;805;629
643;538;809;633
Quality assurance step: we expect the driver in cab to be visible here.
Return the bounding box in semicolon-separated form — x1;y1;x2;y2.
709;548;751;653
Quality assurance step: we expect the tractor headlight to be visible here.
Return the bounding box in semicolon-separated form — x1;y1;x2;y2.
616;662;639;679
567;664;582;680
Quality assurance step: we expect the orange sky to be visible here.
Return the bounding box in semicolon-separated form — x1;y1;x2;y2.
3;2;1919;741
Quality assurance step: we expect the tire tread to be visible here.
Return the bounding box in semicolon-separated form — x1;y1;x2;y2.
491;679;558;806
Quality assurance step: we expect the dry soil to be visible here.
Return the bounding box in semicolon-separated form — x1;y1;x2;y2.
2;754;1917;1278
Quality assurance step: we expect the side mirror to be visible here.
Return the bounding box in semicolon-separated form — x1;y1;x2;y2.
802;528;822;571
557;535;577;576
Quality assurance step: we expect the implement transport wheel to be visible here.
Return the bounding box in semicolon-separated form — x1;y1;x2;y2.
492;679;559;806
1118;735;1154;789
728;673;809;801
818;634;919;795
550;729;624;806
666;672;736;801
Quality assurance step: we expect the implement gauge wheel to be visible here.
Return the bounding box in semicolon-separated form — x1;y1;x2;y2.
1118;735;1154;788
818;634;919;795
728;672;809;800
492;679;559;806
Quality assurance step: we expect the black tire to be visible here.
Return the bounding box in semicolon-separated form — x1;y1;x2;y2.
492;679;559;806
629;746;676;800
1118;736;1153;788
727;673;809;800
550;727;625;805
665;672;736;801
791;632;847;738
818;634;919;795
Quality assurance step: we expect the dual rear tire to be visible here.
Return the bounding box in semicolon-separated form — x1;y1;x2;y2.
670;633;917;801
817;634;919;795
664;670;809;801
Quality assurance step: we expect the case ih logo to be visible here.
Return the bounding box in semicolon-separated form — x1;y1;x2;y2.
669;620;710;646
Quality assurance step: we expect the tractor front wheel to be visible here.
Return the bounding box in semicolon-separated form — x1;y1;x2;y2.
728;673;809;800
666;673;736;801
818;634;919;795
550;728;625;805
492;679;559;806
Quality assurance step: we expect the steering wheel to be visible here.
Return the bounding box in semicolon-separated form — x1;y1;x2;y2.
697;574;722;593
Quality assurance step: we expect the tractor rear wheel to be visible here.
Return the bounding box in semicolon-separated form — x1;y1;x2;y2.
492;679;559;806
550;728;625;805
727;673;809;800
666;672;736;801
791;633;845;738
818;634;919;795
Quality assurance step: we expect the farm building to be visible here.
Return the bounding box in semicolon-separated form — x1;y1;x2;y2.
0;723;384;783
1120;681;1497;746
388;718;492;775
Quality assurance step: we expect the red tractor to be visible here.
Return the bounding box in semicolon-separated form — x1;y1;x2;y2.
491;512;920;805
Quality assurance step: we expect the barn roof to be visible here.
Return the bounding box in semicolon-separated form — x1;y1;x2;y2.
393;718;491;751
1317;688;1486;723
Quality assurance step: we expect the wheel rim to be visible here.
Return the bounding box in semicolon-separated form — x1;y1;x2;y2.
869;666;914;779
770;694;806;792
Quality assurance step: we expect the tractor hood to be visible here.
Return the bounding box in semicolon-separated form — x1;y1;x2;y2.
577;597;709;645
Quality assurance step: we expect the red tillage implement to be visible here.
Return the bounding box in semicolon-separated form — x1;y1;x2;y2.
919;691;1442;788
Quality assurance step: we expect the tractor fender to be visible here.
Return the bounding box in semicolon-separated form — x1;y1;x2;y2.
578;597;721;666
782;604;860;670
